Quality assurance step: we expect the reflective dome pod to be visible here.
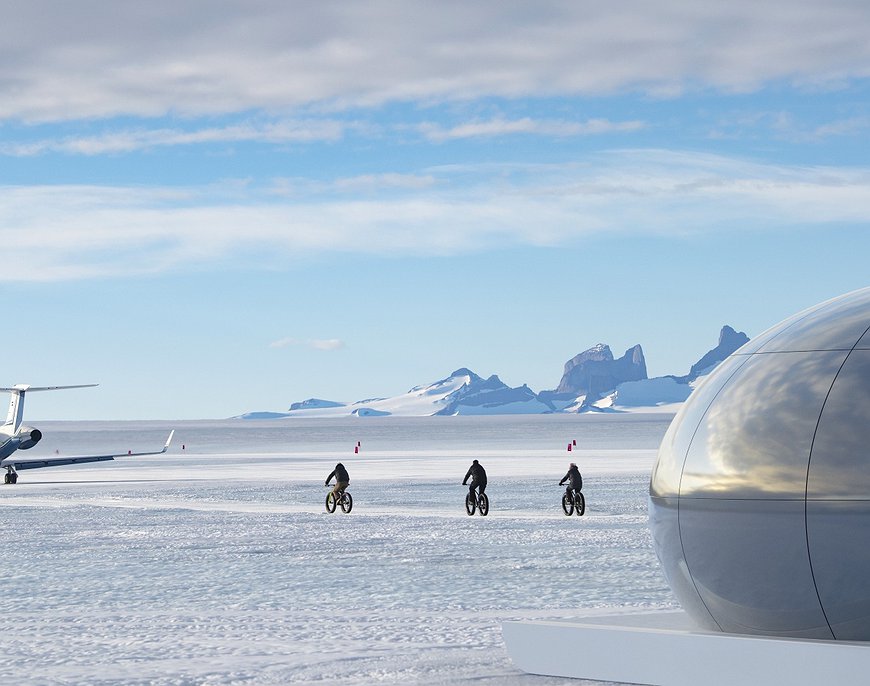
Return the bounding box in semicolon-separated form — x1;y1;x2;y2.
649;287;870;639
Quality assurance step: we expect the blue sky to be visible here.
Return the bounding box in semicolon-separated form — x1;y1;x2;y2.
3;0;870;419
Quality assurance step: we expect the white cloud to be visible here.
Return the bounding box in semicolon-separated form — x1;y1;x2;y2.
332;173;437;191
710;111;870;143
0;116;646;158
0;120;349;156
269;337;346;351
419;117;645;141
0;117;645;158
267;174;438;199
3;1;870;121
797;116;870;141
309;339;346;351
2;149;870;281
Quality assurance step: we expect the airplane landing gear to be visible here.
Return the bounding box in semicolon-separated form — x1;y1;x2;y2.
4;467;17;484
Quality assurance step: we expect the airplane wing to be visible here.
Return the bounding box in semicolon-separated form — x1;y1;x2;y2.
3;430;174;471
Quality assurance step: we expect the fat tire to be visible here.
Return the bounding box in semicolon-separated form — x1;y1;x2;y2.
561;492;574;516
325;492;337;513
341;491;353;513
465;492;476;516
575;491;586;516
478;493;489;516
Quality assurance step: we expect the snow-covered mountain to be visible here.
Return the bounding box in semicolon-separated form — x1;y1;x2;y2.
432;369;551;416
586;324;750;413
536;342;649;412
235;325;750;418
237;368;552;418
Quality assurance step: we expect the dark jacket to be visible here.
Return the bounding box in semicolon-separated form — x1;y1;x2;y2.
463;462;487;486
326;463;349;485
560;465;583;490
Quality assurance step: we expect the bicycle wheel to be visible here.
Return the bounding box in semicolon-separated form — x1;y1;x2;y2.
575;491;586;516
325;491;337;513
478;493;489;516
561;492;574;516
465;492;476;516
340;491;353;513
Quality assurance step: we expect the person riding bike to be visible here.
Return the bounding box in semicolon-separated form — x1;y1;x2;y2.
559;462;583;498
325;462;350;498
462;459;487;498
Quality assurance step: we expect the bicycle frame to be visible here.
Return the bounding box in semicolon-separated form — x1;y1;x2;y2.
326;485;353;514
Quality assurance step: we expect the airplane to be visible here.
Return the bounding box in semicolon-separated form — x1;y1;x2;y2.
1;384;174;484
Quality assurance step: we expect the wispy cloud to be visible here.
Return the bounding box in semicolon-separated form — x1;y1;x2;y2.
268;173;438;198
269;337;346;351
0;117;645;157
310;339;346;351
710;111;870;143
0;120;350;156
810;117;870;138
332;173;437;191
3;149;870;281
420;117;645;142
2;1;870;121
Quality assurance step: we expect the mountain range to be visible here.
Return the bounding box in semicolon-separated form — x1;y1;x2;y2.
238;325;749;418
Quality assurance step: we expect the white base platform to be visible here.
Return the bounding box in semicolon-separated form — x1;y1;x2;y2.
503;611;870;685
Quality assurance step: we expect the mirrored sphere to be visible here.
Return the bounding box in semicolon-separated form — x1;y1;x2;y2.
649;287;870;640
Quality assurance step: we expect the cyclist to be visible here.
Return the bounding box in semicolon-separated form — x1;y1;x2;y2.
462;459;487;498
325;462;350;498
559;462;583;499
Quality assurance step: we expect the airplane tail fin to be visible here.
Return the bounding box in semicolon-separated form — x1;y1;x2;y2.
1;384;98;432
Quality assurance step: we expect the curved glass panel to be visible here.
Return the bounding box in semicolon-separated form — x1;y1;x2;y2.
680;351;846;499
807;501;870;640
807;350;870;500
856;325;870;349
755;287;870;353
649;355;749;498
648;496;720;631
680;498;832;638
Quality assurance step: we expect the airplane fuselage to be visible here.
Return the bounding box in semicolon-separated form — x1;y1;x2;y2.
0;384;173;481
0;425;43;462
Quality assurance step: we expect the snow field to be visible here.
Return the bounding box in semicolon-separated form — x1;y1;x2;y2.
2;418;675;685
2;471;676;685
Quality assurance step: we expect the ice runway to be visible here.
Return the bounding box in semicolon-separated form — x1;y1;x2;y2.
1;417;676;685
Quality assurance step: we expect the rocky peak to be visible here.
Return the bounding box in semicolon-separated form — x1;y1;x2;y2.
555;343;647;397
686;325;750;380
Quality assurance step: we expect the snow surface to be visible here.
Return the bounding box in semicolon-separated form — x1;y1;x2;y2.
591;377;692;414
2;416;677;685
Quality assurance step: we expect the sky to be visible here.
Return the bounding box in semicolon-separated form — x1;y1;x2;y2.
3;0;870;420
